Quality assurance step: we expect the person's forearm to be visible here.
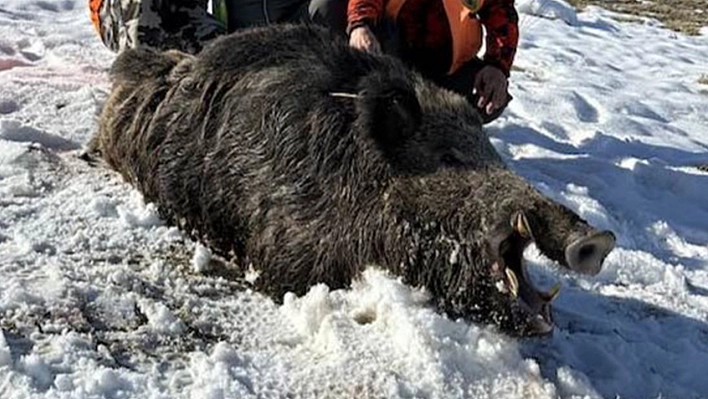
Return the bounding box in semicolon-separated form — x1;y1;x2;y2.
347;0;384;34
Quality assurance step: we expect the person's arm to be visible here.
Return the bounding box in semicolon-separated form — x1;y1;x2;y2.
347;0;385;35
347;0;385;52
477;0;519;76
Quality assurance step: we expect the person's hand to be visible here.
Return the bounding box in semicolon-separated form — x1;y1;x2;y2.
349;26;381;53
473;65;509;115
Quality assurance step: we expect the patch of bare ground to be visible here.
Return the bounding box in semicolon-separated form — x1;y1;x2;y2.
566;0;708;35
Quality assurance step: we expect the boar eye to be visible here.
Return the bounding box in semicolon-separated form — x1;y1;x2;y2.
387;93;404;110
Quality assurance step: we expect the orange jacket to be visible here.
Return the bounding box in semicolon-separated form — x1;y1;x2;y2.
89;0;102;34
347;0;519;76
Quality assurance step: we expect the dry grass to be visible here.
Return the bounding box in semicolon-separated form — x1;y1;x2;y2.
699;74;708;85
565;0;708;35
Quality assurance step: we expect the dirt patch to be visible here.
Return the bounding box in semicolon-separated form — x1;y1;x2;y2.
566;0;708;35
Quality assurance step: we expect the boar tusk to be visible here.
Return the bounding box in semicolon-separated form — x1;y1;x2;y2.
505;268;519;298
540;282;562;302
512;211;534;240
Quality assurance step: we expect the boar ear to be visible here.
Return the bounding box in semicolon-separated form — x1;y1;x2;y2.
355;74;422;150
375;87;421;149
111;47;191;86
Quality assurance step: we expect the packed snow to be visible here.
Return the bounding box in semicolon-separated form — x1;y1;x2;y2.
1;0;707;398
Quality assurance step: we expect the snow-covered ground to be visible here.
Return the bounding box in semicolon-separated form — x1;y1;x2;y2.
1;1;707;398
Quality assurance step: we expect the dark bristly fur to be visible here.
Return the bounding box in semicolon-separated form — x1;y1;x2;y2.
89;24;609;336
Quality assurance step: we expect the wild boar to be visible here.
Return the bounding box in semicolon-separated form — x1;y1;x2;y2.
88;24;615;336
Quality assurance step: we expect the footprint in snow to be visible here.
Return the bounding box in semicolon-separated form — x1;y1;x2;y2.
570;91;601;123
33;0;75;13
620;102;669;124
0;100;20;115
0;120;79;151
0;38;45;72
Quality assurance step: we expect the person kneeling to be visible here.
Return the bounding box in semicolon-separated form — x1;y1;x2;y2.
327;0;519;124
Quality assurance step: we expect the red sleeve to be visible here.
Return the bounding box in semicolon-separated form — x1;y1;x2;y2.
478;0;519;76
347;0;385;34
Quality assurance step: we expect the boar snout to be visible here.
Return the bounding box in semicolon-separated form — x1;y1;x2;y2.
564;230;616;276
525;200;616;277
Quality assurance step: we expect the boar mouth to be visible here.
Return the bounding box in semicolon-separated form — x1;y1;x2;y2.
493;212;615;336
494;212;560;336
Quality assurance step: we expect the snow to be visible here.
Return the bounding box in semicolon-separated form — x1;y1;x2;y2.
192;244;213;273
517;0;578;26
0;1;707;398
